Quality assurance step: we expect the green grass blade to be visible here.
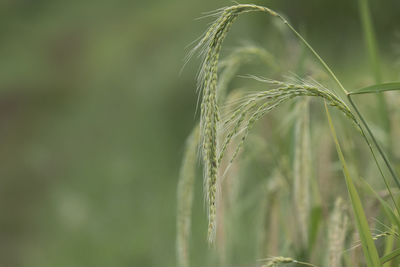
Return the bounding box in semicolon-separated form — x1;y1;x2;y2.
325;102;381;267
383;228;395;267
380;248;400;265
349;82;400;95
357;0;390;134
358;0;382;83
307;206;322;252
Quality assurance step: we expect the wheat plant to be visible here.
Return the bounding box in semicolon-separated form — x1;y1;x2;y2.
177;2;400;267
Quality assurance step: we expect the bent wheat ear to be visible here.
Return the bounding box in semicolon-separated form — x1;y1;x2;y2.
176;127;199;267
219;77;358;169
190;3;381;245
190;4;278;243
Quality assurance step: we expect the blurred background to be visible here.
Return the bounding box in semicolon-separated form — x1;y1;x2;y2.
1;0;400;266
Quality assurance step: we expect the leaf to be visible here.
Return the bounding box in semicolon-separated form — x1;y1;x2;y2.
349;82;400;95
307;206;322;251
383;231;395;267
380;248;400;265
325;102;381;267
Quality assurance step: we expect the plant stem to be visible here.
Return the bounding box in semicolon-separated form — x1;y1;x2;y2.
347;96;400;215
357;0;391;146
347;98;400;217
347;95;400;189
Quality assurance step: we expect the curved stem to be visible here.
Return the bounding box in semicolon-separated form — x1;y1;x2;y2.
275;10;400;201
347;95;400;189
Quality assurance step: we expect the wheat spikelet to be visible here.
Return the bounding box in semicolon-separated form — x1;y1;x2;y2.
176;127;199;267
259;256;319;267
262;257;294;267
219;77;358;171
258;170;286;257
293;98;311;247
327;197;348;267
349;230;399;251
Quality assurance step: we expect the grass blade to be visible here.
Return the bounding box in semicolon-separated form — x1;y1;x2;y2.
349;82;400;95
357;0;390;134
380;248;400;265
325;102;381;267
383;228;395;267
357;0;382;83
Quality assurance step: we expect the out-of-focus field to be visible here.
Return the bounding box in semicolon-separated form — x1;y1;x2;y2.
1;1;400;266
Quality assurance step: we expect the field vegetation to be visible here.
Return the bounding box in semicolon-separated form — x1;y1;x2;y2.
177;2;400;267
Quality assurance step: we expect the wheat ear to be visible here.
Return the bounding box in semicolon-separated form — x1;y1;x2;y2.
176;127;199;267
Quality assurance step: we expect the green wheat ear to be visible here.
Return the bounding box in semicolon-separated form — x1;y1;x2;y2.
189;4;349;243
190;3;396;246
189;3;341;244
327;198;348;267
189;4;279;243
293;98;311;248
176;127;199;267
176;43;274;260
219;77;358;172
259;256;319;267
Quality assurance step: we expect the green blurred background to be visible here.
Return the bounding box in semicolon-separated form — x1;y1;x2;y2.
1;0;399;266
